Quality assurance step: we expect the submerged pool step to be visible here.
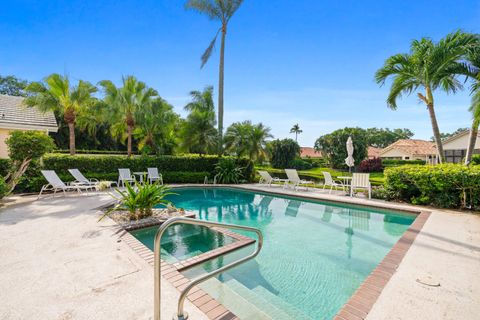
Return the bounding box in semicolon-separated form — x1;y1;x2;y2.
225;279;294;320
252;286;311;320
198;277;271;320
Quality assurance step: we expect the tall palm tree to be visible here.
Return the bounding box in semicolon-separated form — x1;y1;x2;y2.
290;123;302;142
24;74;98;155
185;0;244;150
465;48;480;164
224;121;272;161
99;76;157;157
375;30;478;163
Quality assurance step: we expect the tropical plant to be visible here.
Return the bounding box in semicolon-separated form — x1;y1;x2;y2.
24;74;98;155
269;139;300;169
0;75;28;97
464;46;480;165
224;121;272;161
375;30;479;163
290;124;302;142
5;131;54;193
181;86;218;154
185;0;245;149
215;157;243;184
101;180;174;221
0;177;8;200
99;76;158;157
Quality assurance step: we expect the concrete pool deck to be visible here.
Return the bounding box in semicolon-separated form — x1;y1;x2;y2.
1;185;479;319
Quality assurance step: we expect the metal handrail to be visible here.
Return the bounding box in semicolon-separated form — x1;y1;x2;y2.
154;217;263;320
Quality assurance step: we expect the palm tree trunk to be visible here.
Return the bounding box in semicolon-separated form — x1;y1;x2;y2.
295;132;298;142
465;120;479;165
218;23;226;152
68;122;75;155
425;87;444;164
127;125;133;157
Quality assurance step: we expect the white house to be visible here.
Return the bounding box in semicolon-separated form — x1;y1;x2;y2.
442;130;480;163
0;94;58;158
378;139;437;163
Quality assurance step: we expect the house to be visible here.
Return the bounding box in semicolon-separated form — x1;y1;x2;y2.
0;94;58;158
367;146;382;159
300;147;322;158
442;130;480;163
379;139;437;163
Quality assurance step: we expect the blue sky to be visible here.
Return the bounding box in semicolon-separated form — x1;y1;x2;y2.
1;0;479;146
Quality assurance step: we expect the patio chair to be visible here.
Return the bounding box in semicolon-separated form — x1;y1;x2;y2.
258;170;288;187
68;169;99;188
322;171;345;194
284;169;315;191
350;173;371;199
147;167;163;185
38;170;91;199
118;168;135;187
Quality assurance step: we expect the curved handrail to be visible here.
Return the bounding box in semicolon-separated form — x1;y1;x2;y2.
154;217;263;320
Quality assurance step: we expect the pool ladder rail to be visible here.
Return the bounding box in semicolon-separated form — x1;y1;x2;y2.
154;217;263;320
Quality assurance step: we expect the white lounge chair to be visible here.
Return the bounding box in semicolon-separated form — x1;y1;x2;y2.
118;168;135;187
258;170;288;187
322;171;345;193
350;173;372;199
284;169;315;191
38;170;91;199
147;167;163;185
68;169;99;188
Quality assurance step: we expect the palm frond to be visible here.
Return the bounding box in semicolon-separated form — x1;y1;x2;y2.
201;29;221;68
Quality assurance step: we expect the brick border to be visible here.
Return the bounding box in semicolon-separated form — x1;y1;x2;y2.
334;210;431;320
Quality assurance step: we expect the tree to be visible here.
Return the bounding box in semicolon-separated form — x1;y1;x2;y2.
270;139;300;168
99;76;158;157
465;47;480;164
24;74;98;155
315;127;368;168
185;0;244;150
224;121;272;161
290;124;302;142
375;30;479;163
431;128;469;142
5;131;54;193
0;75;28;97
366;128;414;148
134;98;180;155
181;87;218;154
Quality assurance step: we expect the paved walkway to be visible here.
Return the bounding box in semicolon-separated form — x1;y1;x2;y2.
0;193;207;320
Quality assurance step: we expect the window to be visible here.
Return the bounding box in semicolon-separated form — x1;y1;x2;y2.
444;149;466;163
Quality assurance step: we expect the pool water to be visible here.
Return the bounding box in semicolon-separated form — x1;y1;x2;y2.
161;188;415;319
130;224;236;263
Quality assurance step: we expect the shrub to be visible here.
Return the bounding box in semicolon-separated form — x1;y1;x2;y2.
215;158;243;184
471;155;480;165
384;164;480;208
382;159;426;166
358;158;384;173
291;158;313;170
0;176;8;199
302;157;327;168
54;149;132;155
0;159;11;177
270;139;300;168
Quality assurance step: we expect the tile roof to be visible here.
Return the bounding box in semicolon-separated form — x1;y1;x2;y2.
0;94;58;132
380;139;436;156
300;147;323;158
367;146;382;158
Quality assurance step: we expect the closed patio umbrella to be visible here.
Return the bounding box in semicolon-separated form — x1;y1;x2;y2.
345;136;355;173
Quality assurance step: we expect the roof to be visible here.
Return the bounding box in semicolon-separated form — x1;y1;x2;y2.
367;146;382;158
379;139;437;156
300;147;322;158
442;130;474;145
0;94;58;132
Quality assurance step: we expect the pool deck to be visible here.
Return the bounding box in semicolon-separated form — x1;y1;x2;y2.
1;184;479;319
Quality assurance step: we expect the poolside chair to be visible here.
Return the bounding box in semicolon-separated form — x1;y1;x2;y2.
118;168;135;187
284;169;315;191
68;169;99;189
322;171;345;194
258;170;288;187
38;170;92;199
147;167;163;185
350;173;371;199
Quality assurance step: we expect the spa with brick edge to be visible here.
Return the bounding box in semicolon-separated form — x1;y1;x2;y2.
333;210;431;320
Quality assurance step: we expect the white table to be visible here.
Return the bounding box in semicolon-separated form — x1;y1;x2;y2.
133;172;147;183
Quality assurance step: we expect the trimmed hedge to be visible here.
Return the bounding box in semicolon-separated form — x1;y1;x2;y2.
6;153;254;193
384;164;480;208
54;149;133;155
382;159;426;167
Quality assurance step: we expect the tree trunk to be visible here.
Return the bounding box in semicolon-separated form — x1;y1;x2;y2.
465;120;479;165
68;122;75;156
425;87;444;163
127;125;133;157
218;23;226;153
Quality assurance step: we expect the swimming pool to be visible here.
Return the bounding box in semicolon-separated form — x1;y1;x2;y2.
148;187;415;319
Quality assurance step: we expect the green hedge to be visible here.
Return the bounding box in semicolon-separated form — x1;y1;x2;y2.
54;149;133;155
382;159;426;167
6;154;254;193
384;164;480;208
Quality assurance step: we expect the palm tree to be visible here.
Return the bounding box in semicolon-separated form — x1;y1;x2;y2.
375;30;478;163
24;74;98;155
99;76;157;157
185;0;244;150
224;121;272;161
290;123;302;142
465;48;480;165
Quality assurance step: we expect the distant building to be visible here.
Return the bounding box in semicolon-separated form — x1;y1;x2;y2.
300;147;322;158
442;130;480;163
379;139;437;163
0;94;58;158
367;146;381;159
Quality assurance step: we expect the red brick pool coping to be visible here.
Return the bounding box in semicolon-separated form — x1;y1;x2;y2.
334;210;431;320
